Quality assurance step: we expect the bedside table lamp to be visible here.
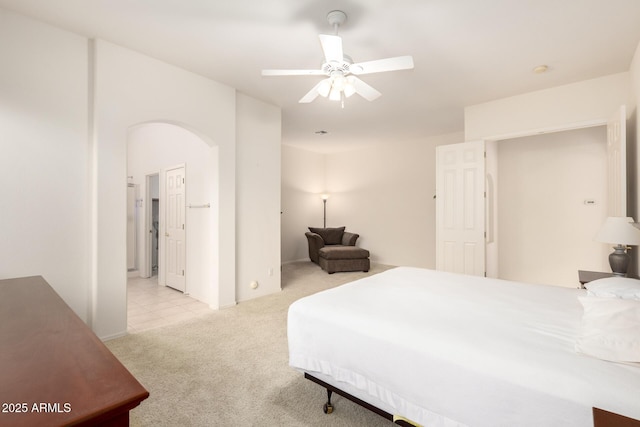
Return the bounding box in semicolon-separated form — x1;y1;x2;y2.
594;216;640;276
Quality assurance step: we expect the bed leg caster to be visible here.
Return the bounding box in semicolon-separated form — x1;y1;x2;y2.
323;389;334;414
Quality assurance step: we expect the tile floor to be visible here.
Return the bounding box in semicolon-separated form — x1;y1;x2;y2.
127;275;213;333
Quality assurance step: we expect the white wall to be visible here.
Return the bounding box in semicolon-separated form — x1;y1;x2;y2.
127;122;218;305
0;10;90;320
326;134;465;268
1;9;282;339
465;73;633;140
467;69;638;283
282;72;636;278
235;93;282;302
497;127;609;287
92;39;239;338
281;145;326;262
280;133;465;267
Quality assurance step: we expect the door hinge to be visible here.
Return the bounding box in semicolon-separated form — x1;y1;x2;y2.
182;270;185;276
182;224;185;230
182;178;185;184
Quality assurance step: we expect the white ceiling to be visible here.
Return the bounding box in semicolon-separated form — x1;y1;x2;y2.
2;0;640;152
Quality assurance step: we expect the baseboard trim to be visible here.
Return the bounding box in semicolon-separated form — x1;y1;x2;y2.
100;330;128;342
281;258;310;265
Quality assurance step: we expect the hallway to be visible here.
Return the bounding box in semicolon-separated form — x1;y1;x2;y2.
127;276;212;333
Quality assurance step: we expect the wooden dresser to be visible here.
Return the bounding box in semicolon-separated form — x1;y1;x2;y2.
0;276;149;426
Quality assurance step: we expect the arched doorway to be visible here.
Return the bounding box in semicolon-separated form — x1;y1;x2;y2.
126;122;219;311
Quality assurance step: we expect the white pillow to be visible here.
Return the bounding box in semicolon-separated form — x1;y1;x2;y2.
585;277;640;300
575;296;640;363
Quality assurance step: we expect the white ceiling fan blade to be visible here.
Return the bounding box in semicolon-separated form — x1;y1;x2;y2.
262;69;325;76
319;34;343;63
299;79;330;103
351;77;381;101
350;56;414;75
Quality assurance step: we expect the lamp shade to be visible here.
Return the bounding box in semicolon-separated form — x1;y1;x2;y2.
594;217;640;245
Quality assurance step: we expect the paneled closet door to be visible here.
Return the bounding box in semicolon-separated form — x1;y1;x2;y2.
436;140;485;276
165;165;186;292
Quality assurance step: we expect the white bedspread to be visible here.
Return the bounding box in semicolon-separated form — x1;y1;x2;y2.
287;267;640;427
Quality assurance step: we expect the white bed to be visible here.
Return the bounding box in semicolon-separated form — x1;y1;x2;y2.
287;267;640;426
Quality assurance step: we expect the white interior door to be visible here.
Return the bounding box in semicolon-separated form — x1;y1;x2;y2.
165;166;186;292
436;141;486;276
606;105;626;216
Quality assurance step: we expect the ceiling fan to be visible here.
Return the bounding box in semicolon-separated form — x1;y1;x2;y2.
261;10;414;106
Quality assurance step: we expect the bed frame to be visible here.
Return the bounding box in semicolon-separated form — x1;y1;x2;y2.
305;373;640;427
305;373;418;426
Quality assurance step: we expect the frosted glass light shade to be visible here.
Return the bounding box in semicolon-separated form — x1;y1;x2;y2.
329;87;341;101
316;79;331;97
343;82;356;97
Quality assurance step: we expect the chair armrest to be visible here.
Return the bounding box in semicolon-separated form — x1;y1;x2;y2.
305;232;325;264
305;232;325;247
342;232;359;246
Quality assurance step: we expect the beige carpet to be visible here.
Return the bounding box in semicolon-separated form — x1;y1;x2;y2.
106;261;396;426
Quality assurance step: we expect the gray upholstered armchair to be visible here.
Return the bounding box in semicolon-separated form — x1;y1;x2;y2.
305;227;370;273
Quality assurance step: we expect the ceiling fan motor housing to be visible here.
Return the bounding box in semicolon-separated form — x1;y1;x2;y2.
322;54;353;75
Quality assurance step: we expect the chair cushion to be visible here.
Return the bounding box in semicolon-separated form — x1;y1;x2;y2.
319;246;370;260
308;226;345;245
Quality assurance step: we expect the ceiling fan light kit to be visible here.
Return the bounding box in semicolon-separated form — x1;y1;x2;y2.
261;10;414;107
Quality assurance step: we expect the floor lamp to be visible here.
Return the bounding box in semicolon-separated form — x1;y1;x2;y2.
320;194;329;228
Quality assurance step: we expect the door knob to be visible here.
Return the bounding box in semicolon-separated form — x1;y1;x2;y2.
165;232;170;237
